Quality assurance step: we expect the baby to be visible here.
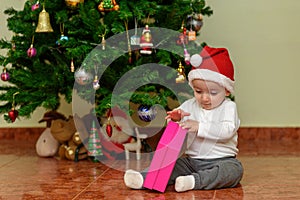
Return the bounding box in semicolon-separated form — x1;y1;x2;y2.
124;45;243;192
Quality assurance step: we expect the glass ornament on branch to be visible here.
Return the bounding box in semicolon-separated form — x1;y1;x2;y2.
56;23;69;46
186;13;203;33
27;36;37;58
8;108;18;123
74;68;93;85
138;105;157;122
105;110;113;137
31;1;40;11
27;45;37;58
5;92;20;123
1;59;9;81
1;66;10;81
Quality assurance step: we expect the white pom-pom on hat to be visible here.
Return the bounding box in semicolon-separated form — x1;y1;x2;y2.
190;54;203;68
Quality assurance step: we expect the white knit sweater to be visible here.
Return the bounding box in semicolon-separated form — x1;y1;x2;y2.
179;98;240;159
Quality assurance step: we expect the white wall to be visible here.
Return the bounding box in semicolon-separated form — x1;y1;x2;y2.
200;0;300;127
1;0;300;127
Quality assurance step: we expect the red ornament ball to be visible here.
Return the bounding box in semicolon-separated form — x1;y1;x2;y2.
1;70;10;81
27;46;37;57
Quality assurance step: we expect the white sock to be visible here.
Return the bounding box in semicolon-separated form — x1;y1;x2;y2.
175;175;195;192
124;169;144;189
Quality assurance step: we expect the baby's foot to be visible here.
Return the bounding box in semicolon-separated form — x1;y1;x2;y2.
124;169;144;189
175;175;195;192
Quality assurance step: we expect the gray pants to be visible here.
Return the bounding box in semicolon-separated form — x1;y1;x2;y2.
167;156;243;190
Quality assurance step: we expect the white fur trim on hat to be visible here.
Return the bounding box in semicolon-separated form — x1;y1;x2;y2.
188;69;235;94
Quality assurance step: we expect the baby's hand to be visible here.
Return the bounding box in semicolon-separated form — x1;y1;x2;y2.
179;119;199;133
165;109;190;122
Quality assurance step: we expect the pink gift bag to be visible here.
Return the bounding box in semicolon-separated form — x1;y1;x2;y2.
143;121;187;192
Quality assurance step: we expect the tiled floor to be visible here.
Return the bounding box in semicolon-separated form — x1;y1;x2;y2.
0;138;300;200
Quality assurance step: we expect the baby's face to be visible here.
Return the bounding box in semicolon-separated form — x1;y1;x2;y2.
191;79;230;110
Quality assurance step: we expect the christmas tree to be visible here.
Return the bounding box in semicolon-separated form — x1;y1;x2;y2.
0;0;212;123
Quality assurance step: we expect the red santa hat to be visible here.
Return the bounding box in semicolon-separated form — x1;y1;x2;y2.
188;45;235;94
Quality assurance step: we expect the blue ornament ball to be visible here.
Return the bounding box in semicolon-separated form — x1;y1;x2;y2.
56;35;69;46
138;105;157;122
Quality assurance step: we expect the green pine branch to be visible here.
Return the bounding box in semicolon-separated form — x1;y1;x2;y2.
0;0;213;122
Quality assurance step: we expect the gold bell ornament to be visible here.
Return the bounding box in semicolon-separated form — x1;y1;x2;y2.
176;62;186;83
35;5;53;33
73;132;82;146
65;0;84;9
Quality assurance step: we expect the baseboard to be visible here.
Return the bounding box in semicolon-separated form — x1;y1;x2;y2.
0;127;299;142
0;127;45;141
238;127;300;141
